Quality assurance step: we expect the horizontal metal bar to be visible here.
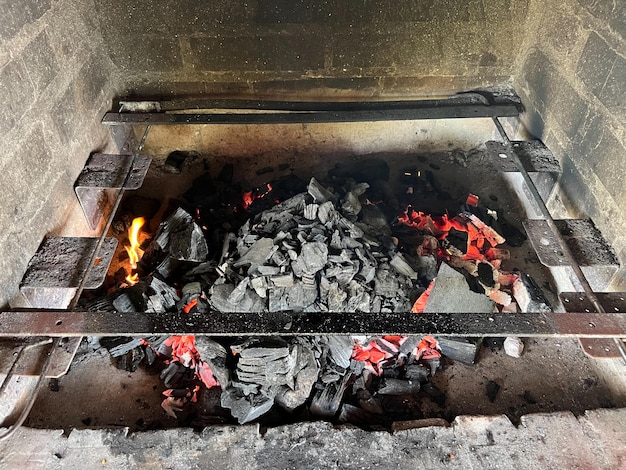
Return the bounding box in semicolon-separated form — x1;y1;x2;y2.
102;104;520;126
118;93;515;112
1;311;625;338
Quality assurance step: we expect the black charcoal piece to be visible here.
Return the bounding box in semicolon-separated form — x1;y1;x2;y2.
513;272;551;313
310;372;351;418
437;337;482;364
275;345;319;412
338;403;386;428
220;386;275;424
164;150;189;174
308;177;337;204
326;336;353;369
194;337;230;390
405;364;430;383
377;378;420;396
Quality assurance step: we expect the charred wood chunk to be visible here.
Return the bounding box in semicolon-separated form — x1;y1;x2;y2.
194;337;230;390
310;371;351;418
275;344;319;412
377;378;420;396
220;385;275;424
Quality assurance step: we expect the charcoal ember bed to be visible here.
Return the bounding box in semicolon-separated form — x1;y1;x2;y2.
78;150;552;429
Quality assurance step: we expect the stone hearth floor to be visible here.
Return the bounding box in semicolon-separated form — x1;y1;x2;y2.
2;408;626;468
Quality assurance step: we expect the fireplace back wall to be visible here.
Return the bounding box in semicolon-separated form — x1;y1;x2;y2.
1;0;625;307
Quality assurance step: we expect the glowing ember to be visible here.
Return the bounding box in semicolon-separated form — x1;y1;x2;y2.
124;216;145;285
163;335;219;389
182;298;198;314
398;207;505;263
242;183;273;210
411;280;435;313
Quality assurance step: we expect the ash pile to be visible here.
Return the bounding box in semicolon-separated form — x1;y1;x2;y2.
88;155;551;429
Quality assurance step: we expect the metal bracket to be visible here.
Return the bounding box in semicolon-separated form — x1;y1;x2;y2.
75;153;151;229
560;292;626;359
19;237;117;309
0;337;81;378
524;219;619;291
486;140;561;202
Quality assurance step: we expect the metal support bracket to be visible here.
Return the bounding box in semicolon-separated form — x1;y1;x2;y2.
524;219;619;291
0;337;81;378
561;292;626;358
75;153;151;229
486;140;561;202
19;237;117;309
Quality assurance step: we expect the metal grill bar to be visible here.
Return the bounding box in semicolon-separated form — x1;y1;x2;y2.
1;311;625;338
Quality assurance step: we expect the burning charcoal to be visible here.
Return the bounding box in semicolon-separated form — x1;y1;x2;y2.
512;273;551;312
308;177;337;203
390;253;418;280
310;371;351;418
233;237;275;270
220;386;275;424
194;337;230;389
377;378;420;396
275;344;319;412
423;263;495;313
154;208;190;250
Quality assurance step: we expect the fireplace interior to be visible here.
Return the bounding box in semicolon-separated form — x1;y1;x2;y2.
1;0;626;466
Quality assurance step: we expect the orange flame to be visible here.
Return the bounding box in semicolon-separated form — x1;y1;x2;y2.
125;217;145;285
242;183;273;210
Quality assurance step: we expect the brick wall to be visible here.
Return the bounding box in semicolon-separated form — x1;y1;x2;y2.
515;0;626;288
0;0;119;307
95;0;530;98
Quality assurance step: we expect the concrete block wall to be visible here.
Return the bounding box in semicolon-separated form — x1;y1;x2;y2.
515;0;626;289
0;0;120;308
95;0;530;99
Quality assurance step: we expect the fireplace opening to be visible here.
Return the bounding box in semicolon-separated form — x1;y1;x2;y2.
11;102;625;433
